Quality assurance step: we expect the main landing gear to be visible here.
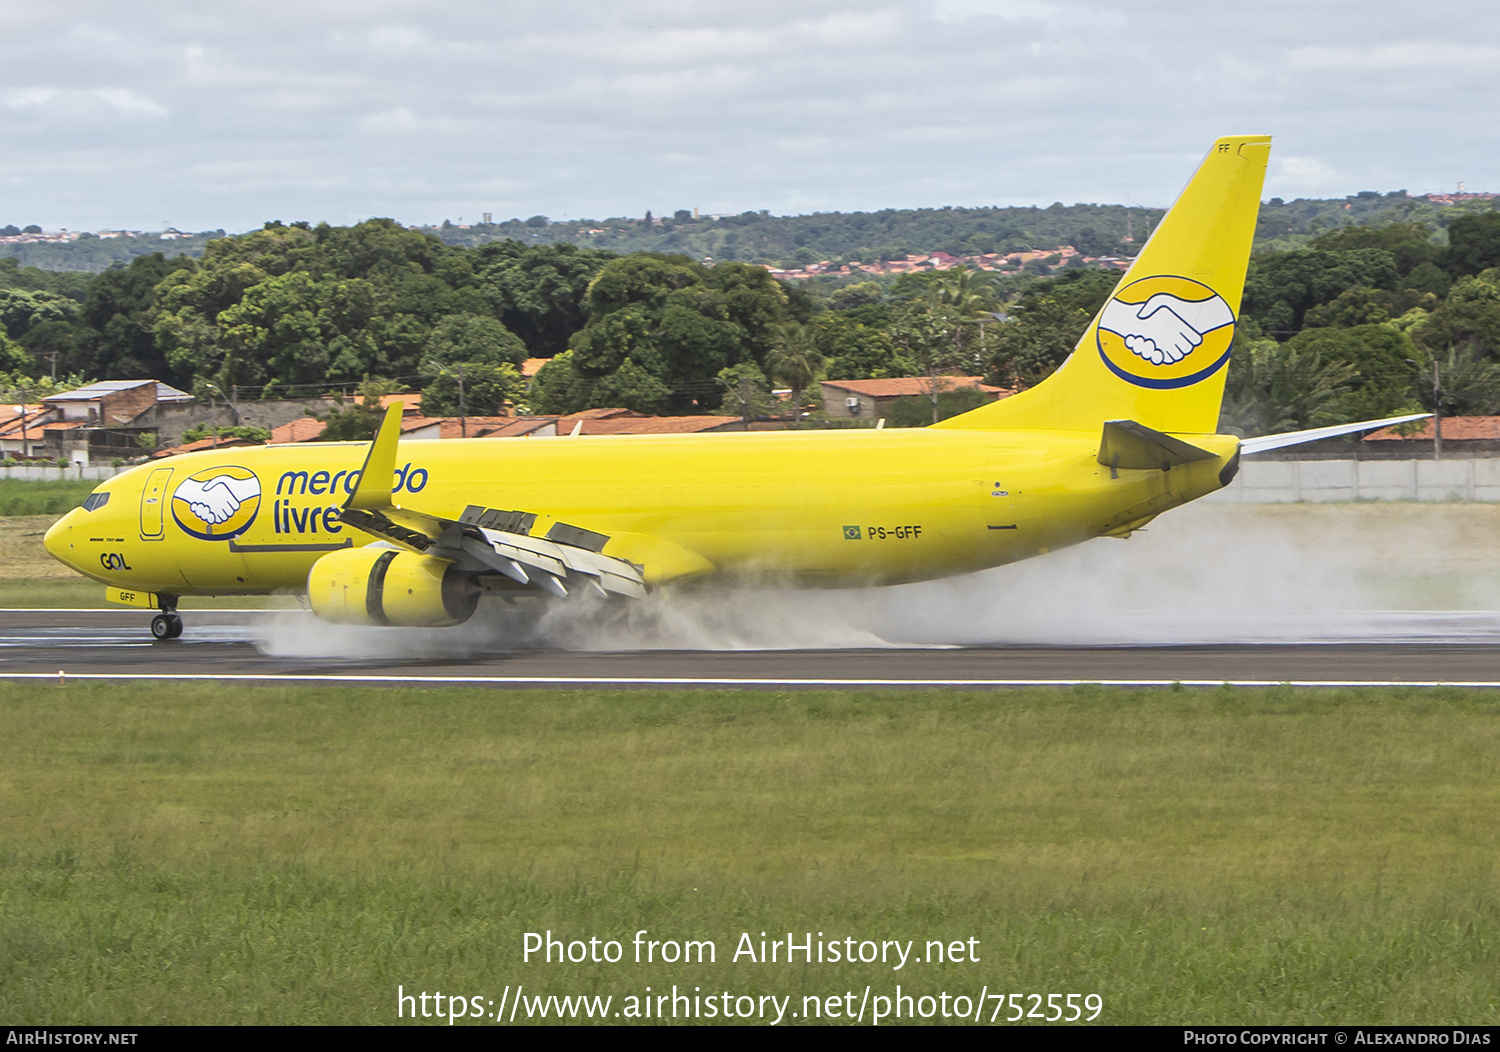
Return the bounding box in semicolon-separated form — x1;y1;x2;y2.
150;596;183;641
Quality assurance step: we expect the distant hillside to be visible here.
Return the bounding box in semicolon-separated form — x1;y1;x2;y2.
0;231;223;272
427;203;1165;268
3;189;1497;273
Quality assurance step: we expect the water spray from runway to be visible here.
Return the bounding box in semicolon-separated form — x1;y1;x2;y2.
254;503;1500;658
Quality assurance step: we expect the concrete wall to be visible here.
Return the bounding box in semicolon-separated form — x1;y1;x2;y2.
1203;458;1500;503
822;388;880;419
141;398;334;447
7;457;1500;501
1;463;129;481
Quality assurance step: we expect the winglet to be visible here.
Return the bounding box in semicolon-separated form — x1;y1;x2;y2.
346;402;404;510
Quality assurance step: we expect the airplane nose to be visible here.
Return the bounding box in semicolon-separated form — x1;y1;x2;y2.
44;511;79;570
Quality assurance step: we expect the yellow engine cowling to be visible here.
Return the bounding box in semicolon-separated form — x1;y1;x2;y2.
308;546;480;627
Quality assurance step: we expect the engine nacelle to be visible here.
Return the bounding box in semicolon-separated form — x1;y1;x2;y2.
308;546;479;627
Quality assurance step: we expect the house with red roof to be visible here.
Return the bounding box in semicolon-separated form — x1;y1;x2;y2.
820;376;1010;420
1363;416;1500;454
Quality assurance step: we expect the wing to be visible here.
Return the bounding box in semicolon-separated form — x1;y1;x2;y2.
1238;413;1432;455
335;404;655;600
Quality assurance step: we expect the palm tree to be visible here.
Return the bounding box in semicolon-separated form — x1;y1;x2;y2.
930;269;998;315
764;322;827;424
1219;339;1356;436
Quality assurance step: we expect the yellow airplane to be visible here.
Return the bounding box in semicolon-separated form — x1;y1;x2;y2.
44;135;1424;640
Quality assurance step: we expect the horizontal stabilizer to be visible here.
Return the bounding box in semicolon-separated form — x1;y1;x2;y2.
1239;413;1431;455
1099;419;1218;472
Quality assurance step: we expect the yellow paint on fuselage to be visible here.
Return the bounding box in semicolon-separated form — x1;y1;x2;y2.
43;427;1237;597
42;134;1269;604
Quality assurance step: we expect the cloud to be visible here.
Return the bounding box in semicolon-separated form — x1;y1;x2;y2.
1288;42;1500;71
0;1;1498;229
5;86;167;119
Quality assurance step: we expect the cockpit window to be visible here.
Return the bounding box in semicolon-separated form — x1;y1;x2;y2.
81;491;110;512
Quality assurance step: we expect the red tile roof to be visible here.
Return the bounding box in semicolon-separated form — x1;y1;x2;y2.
401;415;545;439
558;407;647;421
559;414;740;436
467;418;556;438
1365;416;1500;441
0;408;53;437
377;393;424;413
152;435;261;458
268;417;327;443
820;376;1011;399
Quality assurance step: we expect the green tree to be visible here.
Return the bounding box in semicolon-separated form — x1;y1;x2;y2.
0;371;92;402
1284;324;1421;422
1219;335;1357;436
1242;249;1400;335
1302;287;1396;329
1415;343;1500;417
0;331;32;373
420;361;525;417
827;281;883;310
715;362;774;425
551;255;796;414
1310;222;1441;277
180;424;272;443
887;304;975;423
75;253;197;381
424;313;527;368
883;387;992;427
1412;274;1500;359
813;313;912;380
764;322;827;422
1445;211;1500;277
984;299;1090;387
0;289;76;347
530;351;589;415
313;377;404;442
473;241;615;357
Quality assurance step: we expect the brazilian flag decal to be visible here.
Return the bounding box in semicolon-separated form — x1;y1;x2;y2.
843;526;862;540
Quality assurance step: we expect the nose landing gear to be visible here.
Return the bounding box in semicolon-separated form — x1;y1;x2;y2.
150;596;183;640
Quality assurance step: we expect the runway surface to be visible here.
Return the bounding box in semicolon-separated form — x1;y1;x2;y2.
3;609;1500;686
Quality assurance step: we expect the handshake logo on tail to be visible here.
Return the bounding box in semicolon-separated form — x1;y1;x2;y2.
1100;292;1235;366
1094;275;1236;390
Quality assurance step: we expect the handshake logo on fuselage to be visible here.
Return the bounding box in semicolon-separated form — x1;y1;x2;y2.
171;465;263;541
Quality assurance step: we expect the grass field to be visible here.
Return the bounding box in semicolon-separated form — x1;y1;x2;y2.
0;515;292;609
2;682;1497;1025
0;479;98;517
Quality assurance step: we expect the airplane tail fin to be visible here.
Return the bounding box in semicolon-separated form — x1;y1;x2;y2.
935;135;1271;436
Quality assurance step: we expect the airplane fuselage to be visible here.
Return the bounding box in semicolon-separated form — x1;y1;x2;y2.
45;427;1238;598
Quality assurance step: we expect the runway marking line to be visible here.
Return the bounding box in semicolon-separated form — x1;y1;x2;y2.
3;673;1500;688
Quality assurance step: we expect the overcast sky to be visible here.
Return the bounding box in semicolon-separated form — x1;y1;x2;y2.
3;1;1498;232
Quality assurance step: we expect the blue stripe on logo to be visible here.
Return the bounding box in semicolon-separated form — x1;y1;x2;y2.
1098;344;1234;390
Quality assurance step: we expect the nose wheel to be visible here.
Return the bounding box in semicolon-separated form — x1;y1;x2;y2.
151;612;184;640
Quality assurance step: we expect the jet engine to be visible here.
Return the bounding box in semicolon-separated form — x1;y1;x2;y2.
307;546;479;627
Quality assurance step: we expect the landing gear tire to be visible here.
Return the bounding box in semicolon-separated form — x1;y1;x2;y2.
151;613;183;641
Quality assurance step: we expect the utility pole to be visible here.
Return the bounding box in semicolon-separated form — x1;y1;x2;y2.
1432;356;1443;460
426;360;466;437
457;364;467;438
17;386;28;459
